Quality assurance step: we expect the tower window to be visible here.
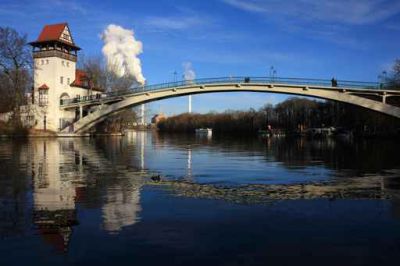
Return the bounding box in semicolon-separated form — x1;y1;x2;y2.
67;78;70;85
41;60;44;65
46;60;49;64
62;61;65;66
66;62;69;67
60;76;64;84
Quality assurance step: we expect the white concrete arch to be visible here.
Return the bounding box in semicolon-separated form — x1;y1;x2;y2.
62;82;400;133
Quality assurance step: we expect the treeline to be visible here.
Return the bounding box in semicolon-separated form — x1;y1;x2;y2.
157;97;400;137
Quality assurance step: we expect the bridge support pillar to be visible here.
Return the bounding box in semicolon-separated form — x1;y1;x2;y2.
382;95;387;104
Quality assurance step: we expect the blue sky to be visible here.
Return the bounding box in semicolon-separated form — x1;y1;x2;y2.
1;0;399;116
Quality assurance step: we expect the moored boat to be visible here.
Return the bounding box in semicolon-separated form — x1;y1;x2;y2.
195;128;212;136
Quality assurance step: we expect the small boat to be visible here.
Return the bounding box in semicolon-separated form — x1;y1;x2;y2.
195;128;212;136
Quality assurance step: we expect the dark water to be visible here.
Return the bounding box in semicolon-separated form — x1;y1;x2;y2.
1;132;400;265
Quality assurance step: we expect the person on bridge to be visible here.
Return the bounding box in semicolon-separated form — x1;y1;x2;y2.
331;78;338;87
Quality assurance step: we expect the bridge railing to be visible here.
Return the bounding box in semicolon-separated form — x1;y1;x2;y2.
60;76;381;106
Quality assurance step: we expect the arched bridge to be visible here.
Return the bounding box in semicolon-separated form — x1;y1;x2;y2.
60;77;400;133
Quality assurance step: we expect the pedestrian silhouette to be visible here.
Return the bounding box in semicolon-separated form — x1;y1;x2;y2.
331;78;338;87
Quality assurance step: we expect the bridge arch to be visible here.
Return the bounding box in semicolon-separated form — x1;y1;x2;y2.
61;81;400;133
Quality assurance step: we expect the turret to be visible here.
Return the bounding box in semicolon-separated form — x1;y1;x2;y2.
29;23;80;62
29;23;80;131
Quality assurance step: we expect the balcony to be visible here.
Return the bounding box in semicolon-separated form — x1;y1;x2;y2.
33;50;77;62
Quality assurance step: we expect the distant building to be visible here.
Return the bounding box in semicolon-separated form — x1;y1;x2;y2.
151;113;167;124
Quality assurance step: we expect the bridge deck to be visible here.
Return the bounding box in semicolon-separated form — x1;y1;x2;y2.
60;77;395;109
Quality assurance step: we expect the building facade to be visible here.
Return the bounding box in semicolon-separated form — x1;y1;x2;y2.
27;23;101;132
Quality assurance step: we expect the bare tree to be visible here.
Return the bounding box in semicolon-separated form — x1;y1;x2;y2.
78;55;139;93
79;55;107;92
78;55;139;133
390;59;400;89
104;62;138;93
0;27;32;125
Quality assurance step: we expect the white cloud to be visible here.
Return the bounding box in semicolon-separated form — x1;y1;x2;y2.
143;16;207;31
222;0;400;25
188;49;304;65
222;0;267;13
385;23;400;31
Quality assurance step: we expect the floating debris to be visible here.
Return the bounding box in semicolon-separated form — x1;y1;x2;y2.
146;176;392;204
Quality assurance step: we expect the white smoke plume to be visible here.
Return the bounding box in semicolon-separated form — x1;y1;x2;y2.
102;24;146;85
183;62;196;81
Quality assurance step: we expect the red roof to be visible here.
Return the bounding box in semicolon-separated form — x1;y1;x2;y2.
38;84;49;90
29;23;80;50
71;69;89;88
71;69;103;91
37;23;68;42
38;228;69;252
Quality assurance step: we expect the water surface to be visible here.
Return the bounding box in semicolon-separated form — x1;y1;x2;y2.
1;132;400;265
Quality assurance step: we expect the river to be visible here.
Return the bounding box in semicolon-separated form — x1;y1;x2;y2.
1;132;400;265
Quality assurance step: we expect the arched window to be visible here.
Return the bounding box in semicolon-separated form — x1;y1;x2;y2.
60;93;70;105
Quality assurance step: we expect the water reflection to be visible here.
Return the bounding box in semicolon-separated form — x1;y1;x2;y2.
18;137;146;251
102;182;142;232
1;133;400;258
187;145;192;181
31;141;78;252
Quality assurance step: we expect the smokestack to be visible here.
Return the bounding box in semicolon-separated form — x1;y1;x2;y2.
183;62;195;113
140;104;145;125
101;24;146;85
188;95;192;113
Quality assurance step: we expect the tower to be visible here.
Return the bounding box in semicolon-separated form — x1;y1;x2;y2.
29;23;81;131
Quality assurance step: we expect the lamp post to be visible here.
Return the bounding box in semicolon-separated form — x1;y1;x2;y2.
269;66;277;82
188;95;192;113
269;66;274;80
378;71;387;89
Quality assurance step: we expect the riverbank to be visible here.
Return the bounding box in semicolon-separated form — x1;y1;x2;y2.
157;97;400;138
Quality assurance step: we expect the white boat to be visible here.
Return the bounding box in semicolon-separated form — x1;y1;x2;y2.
195;128;212;136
